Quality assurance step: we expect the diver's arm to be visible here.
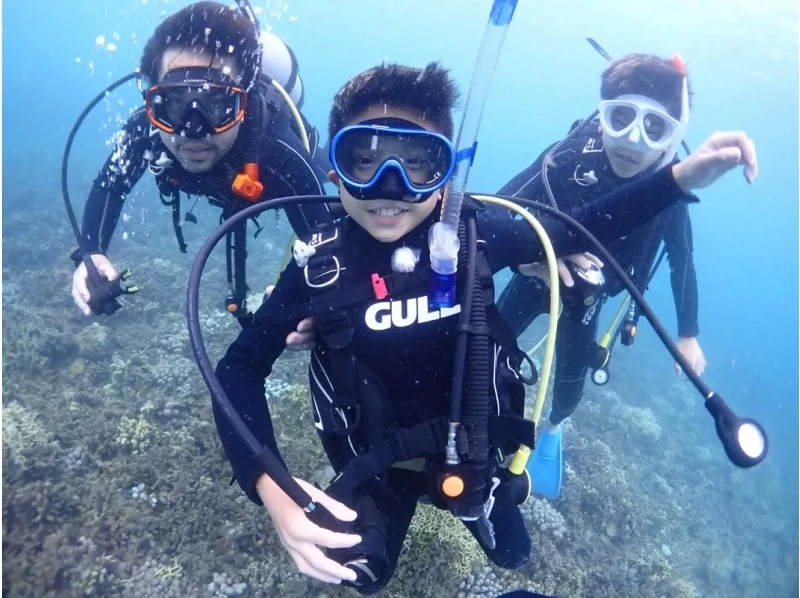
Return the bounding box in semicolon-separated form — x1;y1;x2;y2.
70;111;152;264
488;129;757;272
260;122;336;237
213;263;304;505
663;202;700;337
481;163;697;271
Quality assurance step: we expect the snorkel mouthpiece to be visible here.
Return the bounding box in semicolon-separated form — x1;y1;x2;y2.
428;0;518;308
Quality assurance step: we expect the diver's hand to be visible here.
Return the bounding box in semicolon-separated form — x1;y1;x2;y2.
518;252;603;289
672;131;758;191
265;285;318;351
72;254;119;316
674;336;707;376
256;474;360;585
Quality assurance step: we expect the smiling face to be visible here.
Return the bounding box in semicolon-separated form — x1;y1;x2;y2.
156;47;242;173
330;105;443;243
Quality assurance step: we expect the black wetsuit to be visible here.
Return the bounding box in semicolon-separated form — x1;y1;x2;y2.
212;164;694;592
70;105;333;263
496;127;699;425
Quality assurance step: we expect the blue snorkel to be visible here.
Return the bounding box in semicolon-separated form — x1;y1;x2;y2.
428;0;518;308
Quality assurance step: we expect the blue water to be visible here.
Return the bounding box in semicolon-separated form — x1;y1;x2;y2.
3;1;798;596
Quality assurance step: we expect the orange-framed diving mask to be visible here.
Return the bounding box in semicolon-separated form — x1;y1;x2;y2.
144;66;247;138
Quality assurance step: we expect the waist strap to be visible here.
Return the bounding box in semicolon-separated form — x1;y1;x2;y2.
325;415;535;503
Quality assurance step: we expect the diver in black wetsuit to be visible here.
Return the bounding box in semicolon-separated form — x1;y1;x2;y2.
69;1;334;317
210;62;757;593
495;53;758;501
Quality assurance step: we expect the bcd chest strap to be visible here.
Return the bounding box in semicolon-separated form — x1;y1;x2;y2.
238;227;430;329
324;414;535;504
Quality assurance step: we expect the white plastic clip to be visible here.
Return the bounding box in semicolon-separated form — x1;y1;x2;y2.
154;152;173;167
292;239;316;268
580;170;598;185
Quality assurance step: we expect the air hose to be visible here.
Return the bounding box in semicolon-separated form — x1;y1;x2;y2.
471;193;767;469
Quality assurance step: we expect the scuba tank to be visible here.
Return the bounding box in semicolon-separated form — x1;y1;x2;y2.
260;30;305;109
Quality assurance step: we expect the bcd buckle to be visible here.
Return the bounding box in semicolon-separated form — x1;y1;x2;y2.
305;255;342;289
318;311;354;350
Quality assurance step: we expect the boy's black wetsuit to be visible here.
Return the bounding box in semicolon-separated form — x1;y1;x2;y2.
214;165;695;592
70;104;333;263
497;127;699;425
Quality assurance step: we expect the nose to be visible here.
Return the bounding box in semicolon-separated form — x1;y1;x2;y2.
380;165;407;193
627;126;641;144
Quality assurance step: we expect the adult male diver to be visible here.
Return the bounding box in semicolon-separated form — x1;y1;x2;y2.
495;52;756;500
68;1;334;317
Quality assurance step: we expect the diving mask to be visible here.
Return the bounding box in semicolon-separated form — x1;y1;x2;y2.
598;95;683;152
145;67;247;138
330;118;456;203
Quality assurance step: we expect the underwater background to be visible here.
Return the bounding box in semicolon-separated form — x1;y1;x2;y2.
2;0;798;596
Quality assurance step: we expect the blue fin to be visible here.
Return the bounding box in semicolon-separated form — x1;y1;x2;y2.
527;412;563;499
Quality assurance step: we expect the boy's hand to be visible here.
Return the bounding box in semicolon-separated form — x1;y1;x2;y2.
256;474;360;585
265;285;318;351
672;131;758;191
287;318;318;351
517;252;603;289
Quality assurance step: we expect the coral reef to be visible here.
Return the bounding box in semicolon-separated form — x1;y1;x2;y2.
621;405;663;441
523;498;567;540
2;201;796;598
3;402;56;466
402;502;487;578
116;416;153;454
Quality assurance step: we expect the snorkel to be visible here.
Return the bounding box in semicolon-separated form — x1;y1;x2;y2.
658;54;690;168
428;0;518;309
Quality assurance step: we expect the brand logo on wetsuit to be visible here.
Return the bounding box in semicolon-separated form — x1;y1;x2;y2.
365;296;461;331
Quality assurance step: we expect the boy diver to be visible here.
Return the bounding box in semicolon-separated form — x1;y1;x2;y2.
211;62;757;592
69;1;334;317
495;53;758;500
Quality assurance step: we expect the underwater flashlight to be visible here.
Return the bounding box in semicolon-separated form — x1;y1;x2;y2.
705;393;768;467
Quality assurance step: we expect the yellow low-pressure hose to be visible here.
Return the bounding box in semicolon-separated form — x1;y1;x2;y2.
270;79;310;153
470;195;560;473
599;295;631;349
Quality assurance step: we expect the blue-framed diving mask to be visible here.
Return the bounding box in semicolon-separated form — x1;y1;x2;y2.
330;117;456;203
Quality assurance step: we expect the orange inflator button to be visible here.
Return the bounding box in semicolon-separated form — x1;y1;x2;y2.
232;163;264;202
227;303;239;313
441;476;464;498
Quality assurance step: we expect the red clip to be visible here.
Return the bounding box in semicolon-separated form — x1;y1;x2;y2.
371;274;388;300
672;53;686;75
